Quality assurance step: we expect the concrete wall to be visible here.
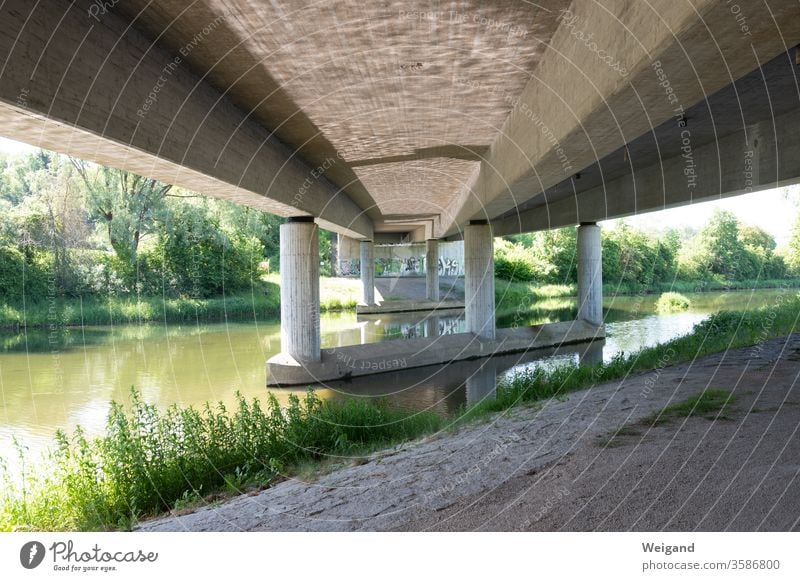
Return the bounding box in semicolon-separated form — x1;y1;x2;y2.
338;240;464;278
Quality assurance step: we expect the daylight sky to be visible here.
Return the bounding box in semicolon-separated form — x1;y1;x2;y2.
2;136;797;246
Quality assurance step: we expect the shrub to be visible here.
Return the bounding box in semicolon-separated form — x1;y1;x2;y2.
655;292;691;313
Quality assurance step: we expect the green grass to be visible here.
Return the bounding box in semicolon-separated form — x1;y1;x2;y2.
0;275;365;330
641;389;735;426
0;389;442;531
495;280;574;311
655;291;691;313
0;283;282;329
495;278;800;313
3;295;800;532
603;278;800;296
597;390;735;447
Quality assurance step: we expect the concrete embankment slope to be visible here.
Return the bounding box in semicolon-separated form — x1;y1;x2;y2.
138;336;800;532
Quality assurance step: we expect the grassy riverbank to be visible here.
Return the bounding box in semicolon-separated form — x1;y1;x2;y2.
2;294;799;531
495;278;800;312
3;276;798;330
0;277;363;330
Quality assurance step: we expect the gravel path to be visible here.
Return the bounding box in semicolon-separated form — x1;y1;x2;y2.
137;335;800;532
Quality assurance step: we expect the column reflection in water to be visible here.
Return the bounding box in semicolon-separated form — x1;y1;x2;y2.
425;315;440;338
579;339;605;367
465;360;497;406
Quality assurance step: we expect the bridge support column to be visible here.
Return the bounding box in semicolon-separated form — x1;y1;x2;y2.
360;239;375;306
578;222;603;326
426;239;440;301
464;221;495;340
280;217;321;363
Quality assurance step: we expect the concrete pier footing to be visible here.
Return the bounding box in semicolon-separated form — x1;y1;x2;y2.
278;218;321;363
426;239;440;302
360;240;375;306
267;320;604;385
578;223;603;326
464;222;496;340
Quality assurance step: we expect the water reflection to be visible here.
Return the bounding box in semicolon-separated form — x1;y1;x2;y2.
326;341;605;415
0;288;790;458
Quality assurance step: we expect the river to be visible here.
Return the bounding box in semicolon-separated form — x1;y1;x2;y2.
0;288;791;459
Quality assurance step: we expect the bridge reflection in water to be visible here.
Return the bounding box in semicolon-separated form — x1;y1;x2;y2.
322;338;605;416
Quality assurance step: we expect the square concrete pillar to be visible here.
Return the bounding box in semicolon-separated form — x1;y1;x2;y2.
577;222;603;326
426;239;440;301
360;239;375;306
279;217;321;362
464;221;495;340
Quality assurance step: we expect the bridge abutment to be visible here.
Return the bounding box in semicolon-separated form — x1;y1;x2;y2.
577;222;603;326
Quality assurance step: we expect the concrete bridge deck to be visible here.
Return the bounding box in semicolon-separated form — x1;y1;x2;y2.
3;1;800;378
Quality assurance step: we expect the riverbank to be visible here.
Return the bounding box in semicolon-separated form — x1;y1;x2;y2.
3;276;799;330
138;333;800;532
3;294;798;531
0;278;363;330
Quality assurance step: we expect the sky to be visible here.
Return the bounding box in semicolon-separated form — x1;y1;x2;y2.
1;136;797;246
603;187;798;247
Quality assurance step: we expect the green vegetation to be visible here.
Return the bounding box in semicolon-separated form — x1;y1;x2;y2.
655;292;691;313
496;209;799;291
4;295;799;531
0;389;442;531
598;390;735;447
0;276;361;330
642;389;735;426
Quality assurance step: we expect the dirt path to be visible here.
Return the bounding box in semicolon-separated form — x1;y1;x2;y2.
137;335;800;532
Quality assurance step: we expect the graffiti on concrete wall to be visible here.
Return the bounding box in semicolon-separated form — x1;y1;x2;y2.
338;241;465;277
338;259;360;276
438;257;459;276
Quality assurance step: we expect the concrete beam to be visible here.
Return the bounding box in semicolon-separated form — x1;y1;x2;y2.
437;0;800;238
493;107;800;235
0;0;372;240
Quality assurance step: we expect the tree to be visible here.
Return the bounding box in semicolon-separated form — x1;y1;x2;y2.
739;225;776;251
71;160;172;267
785;215;800;275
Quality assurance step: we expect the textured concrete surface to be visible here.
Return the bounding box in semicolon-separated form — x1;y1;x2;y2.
375;276;464;302
267;321;603;385
355;299;464;315
426;240;439;302
279;220;321;362
5;2;800;242
360;240;375;306
577;223;603;326
139;335;800;532
464;223;495;339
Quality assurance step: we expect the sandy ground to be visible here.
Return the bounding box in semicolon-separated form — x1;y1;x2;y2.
138;335;800;532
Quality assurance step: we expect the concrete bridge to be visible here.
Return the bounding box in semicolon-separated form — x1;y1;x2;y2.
2;1;800;384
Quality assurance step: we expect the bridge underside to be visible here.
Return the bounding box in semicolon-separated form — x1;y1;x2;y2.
2;1;800;380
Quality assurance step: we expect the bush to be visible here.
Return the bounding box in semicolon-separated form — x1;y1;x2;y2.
0;389;441;531
0;246;48;302
494;239;545;282
655;292;691;313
